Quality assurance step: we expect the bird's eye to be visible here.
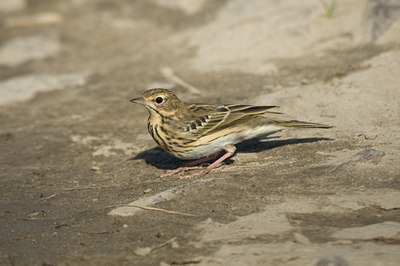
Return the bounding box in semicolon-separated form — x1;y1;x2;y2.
155;97;163;104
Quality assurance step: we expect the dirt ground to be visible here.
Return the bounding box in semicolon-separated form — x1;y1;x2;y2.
1;0;400;265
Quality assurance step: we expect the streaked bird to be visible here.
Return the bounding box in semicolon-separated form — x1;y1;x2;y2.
131;88;331;178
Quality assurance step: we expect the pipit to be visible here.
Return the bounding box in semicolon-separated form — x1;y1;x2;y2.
131;88;331;178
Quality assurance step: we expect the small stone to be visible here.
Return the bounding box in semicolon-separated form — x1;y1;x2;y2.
316;255;349;266
293;232;311;245
90;166;101;172
144;188;152;194
0;0;26;12
364;134;378;140
332;221;400;240
5;12;63;27
0;72;91;106
134;247;152;256
0;34;60;67
153;0;208;15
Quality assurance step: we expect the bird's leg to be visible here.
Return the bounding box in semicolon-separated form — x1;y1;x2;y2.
180;144;236;179
161;152;220;177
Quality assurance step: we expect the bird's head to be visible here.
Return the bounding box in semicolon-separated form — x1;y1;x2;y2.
130;88;183;116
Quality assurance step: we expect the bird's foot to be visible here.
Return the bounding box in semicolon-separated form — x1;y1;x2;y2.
178;165;223;179
162;145;235;179
161;166;204;177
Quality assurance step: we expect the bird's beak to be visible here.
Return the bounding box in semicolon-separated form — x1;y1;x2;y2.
130;97;147;105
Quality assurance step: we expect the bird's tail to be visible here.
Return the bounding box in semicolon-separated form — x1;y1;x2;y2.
276;120;332;128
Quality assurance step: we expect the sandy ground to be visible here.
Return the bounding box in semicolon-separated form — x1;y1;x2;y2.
0;0;400;265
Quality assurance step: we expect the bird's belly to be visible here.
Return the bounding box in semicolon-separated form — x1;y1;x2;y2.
176;124;283;160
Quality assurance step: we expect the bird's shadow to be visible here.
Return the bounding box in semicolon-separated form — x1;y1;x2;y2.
129;136;333;170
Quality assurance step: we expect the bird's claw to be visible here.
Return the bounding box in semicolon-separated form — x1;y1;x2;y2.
178;165;223;179
161;166;203;177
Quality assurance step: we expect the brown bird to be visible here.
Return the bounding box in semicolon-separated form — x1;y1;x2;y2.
131;89;331;178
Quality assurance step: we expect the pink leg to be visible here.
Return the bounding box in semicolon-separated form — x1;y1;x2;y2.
179;144;237;179
161;152;219;177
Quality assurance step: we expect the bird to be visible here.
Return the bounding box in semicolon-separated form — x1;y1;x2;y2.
131;88;331;179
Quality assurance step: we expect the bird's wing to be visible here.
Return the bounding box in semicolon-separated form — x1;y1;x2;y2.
177;104;279;139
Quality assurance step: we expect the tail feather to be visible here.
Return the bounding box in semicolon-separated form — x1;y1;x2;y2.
277;120;332;128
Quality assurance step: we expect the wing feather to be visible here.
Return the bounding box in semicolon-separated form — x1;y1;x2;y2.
177;104;279;139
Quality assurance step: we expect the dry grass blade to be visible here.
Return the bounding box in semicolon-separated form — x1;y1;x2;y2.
126;204;195;217
153;237;177;250
160;66;201;95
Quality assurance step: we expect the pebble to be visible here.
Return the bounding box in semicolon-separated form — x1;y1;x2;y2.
5;12;64;27
0;34;60;67
134;247;152;256
293;232;311;245
0;0;26;12
0;72;91;106
153;0;208;15
332;221;400;240
316;255;349;266
143;188;153;194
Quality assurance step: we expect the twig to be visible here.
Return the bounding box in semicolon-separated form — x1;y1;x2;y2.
40;194;56;200
160;66;201;95
134;237;178;256
152;237;177;251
